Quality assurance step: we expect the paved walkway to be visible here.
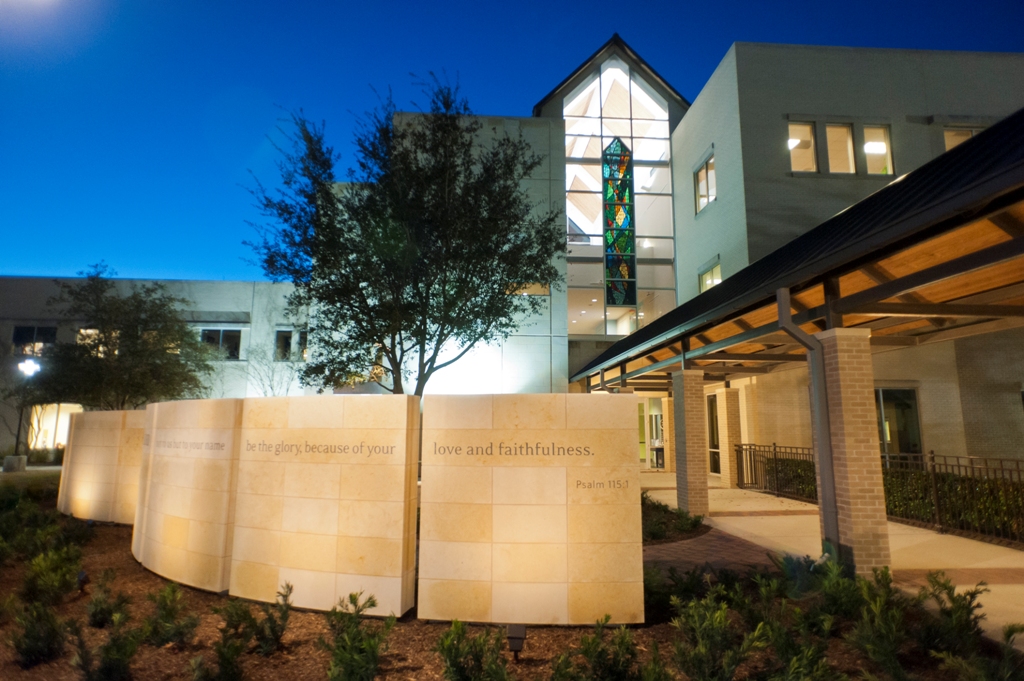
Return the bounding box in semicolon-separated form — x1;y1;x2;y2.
645;476;1024;649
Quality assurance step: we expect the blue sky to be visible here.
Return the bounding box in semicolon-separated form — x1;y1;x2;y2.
2;0;1022;281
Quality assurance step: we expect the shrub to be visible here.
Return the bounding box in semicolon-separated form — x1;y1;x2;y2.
435;619;513;681
142;583;199;647
12;602;66;667
70;614;143;681
848;594;908;681
190;627;249;681
935;623;1024;681
21;544;82;606
672;589;767;681
251;582;292;655
88;568;132;628
815;560;862;621
320;591;395;681
769;643;836;681
674;508;704;533
918;571;989;657
550;615;672;681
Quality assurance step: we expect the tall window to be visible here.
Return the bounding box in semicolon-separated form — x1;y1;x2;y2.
788;123;816;172
826;124;855;174
864;126;893;175
875;388;922;455
699;263;722;293
603;138;636;307
201;329;242;360
694;155;716;213
563;56;675;334
274;330;293;362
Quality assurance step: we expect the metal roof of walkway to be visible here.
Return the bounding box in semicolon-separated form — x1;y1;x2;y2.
573;105;1024;392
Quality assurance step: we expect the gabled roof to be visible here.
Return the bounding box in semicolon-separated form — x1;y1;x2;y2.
532;33;689;117
571;105;1024;382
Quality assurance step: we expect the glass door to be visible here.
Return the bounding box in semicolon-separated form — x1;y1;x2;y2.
875;388;923;455
707;394;721;474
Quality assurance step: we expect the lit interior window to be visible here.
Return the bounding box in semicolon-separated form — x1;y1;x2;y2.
788;122;816;172
864;126;893;175
826;124;855;174
699;263;722;293
944;128;981;151
694;155;716;213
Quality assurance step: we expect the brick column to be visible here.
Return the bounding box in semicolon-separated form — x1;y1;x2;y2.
816;328;891;574
716;388;742;488
673;370;709;515
662;397;675;473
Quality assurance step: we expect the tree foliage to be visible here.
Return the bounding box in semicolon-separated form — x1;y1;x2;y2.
248;80;564;395
8;264;214;411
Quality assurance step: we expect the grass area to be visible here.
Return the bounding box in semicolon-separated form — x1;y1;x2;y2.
0;469;62;504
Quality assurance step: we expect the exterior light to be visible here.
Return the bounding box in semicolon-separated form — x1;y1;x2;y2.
788;138;801;149
591;298;597;303
642;239;652;248
507;624;526;662
864;141;887;154
581;310;586;314
572;320;577;323
18;359;41;377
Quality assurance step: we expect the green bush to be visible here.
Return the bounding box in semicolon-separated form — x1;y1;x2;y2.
935;623;1024;681
674;508;704;533
70;614;143;681
918;571;989;657
142;583;199;647
671;588;766;681
190;627;249;681
550;615;672;681
320;591;395;681
435;619;513;681
769;643;836;681
815;560;863;621
88;568;132;628
12;602;66;667
21;544;82;606
251;582;292;656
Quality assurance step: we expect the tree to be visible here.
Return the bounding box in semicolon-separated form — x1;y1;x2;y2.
6;264;215;411
248;82;565;395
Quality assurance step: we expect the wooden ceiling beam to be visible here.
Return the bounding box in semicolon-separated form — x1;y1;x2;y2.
848;303;1024;318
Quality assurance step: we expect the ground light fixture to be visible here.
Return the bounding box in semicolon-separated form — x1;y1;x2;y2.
18;358;41;377
506;624;526;661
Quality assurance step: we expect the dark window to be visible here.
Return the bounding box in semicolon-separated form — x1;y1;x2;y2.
875;388;922;454
274;331;293;362
707;393;721;474
200;329;242;360
299;331;308;361
12;325;57;356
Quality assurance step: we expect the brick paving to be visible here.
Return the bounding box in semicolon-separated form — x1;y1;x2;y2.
643;527;777;573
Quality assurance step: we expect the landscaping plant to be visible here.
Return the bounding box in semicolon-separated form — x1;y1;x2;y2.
320;591;395;681
435;619;514;681
142;583;199;647
671;588;767;681
250;582;293;655
87;568;132;628
935;623;1024;681
20;544;82;606
549;615;672;681
70;614;144;681
919;571;990;656
12;602;66;667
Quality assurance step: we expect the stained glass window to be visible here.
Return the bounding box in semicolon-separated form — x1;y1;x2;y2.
603;138;636;306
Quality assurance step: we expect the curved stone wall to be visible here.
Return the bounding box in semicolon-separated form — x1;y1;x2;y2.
131;395;418;616
58;410;145;524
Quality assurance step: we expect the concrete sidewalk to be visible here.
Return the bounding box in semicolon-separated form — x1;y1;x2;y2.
648;477;1024;649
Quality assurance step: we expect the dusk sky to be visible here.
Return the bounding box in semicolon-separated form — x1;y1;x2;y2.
2;0;1023;282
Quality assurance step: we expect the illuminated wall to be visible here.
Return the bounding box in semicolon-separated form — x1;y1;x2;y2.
418;394;644;624
131;395;418;615
58;410;144;524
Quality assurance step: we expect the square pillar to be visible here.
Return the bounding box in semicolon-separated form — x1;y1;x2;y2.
673;370;709;515
715;388;742;488
662;397;675;473
815;328;891;574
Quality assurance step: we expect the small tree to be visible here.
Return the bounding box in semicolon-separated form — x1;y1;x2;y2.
248;80;564;395
5;264;215;411
245;343;302;397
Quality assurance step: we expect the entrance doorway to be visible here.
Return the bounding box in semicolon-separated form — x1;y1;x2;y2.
707;393;721;473
875;388;922;454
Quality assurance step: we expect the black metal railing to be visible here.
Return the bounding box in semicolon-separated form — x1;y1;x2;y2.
735;444;1024;546
735;443;818;503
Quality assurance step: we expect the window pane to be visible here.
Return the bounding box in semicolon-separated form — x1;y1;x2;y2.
706;156;717;201
201;329;221;346
877;389;922;454
826;125;855;173
629;75;669;121
566;164;602;192
634;165;671;194
563;76;600;118
636;237;674;260
221;330;241;360
632;138;670;162
944;129;973;151
601;118;631;137
699;264;722;292
864;126;893;175
696;166;708;211
564;117;600;136
35;327;57;344
631;119;669;138
638;289;676;327
605;306;636;335
567;241;602;259
568;288;605;334
638;264;675;289
299;331;308;361
12;326;35;345
567;260;604;288
565;135;603;159
274;331;292;361
566;192;602;236
788;123;816;172
635;194;673;236
601;58;632;119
